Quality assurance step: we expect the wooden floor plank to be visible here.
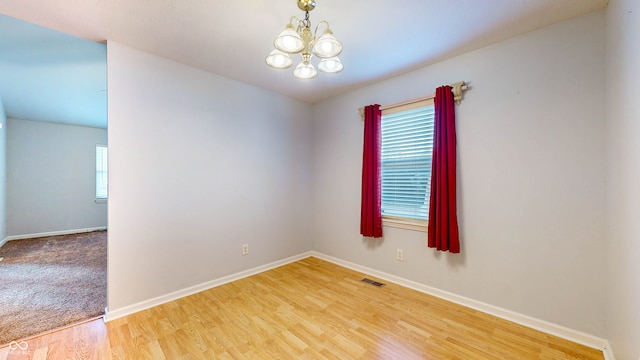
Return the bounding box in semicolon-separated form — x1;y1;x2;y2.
0;257;603;359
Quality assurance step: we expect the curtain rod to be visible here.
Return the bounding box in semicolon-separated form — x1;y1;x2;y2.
359;81;468;119
381;94;435;110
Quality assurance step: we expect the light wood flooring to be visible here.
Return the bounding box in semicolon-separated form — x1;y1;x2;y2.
0;257;603;359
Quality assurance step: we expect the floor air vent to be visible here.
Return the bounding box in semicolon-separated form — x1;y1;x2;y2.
361;278;386;288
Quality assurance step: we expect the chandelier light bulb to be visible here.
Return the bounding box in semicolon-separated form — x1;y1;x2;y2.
312;29;342;58
283;37;295;49
293;61;318;79
318;57;343;73
265;49;293;69
274;25;305;53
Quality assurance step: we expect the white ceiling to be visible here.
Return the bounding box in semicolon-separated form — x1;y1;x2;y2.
0;0;607;128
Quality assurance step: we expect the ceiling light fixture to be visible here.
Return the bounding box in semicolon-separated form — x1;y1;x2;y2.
266;0;343;79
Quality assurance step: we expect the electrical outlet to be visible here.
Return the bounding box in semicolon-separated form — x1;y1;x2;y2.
242;244;249;256
396;249;404;261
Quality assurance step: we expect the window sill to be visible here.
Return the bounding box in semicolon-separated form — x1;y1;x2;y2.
95;198;108;204
382;218;427;232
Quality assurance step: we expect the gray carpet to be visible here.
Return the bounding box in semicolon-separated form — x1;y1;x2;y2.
0;231;107;345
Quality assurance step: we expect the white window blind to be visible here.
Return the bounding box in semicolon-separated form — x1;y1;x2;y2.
96;145;108;199
381;101;434;221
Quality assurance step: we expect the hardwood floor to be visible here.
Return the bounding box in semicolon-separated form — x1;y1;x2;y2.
0;257;604;359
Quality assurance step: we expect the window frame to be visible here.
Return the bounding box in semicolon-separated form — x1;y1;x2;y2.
95;144;108;203
380;98;435;232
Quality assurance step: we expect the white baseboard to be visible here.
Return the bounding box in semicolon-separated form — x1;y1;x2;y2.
104;251;313;322
5;227;107;242
309;251;615;359
0;237;8;249
603;346;616;360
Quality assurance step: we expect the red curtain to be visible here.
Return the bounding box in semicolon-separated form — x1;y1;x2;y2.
428;86;460;253
360;104;383;238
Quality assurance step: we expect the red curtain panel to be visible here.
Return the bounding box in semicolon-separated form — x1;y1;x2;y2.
428;86;460;253
360;104;383;238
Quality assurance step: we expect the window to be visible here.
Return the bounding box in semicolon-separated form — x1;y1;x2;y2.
96;145;108;200
381;99;434;225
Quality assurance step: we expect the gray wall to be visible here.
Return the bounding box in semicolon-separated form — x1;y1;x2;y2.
605;0;640;359
6;118;107;237
311;12;606;337
107;42;313;313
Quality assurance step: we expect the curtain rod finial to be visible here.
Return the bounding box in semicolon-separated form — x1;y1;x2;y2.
450;81;467;105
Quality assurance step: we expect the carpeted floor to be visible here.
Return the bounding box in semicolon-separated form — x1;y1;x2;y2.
0;231;107;345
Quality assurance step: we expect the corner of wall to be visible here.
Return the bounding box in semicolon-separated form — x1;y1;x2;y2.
604;0;640;358
0;96;6;244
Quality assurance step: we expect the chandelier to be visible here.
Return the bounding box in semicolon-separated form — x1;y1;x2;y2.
265;0;343;79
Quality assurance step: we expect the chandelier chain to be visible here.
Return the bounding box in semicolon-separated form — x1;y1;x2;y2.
302;11;311;29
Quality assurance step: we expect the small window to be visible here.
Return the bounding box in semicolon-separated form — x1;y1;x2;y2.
381;99;434;222
96;145;108;200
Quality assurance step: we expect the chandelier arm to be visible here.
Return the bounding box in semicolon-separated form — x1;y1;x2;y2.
288;16;303;28
313;20;330;38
